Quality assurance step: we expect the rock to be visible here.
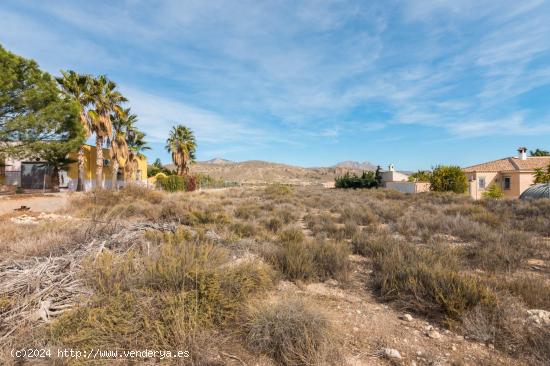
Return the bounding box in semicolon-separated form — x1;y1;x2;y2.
381;348;402;359
401;313;413;322
425;325;434;331
411;361;417;366
353;327;359;332
527;309;550;325
427;330;441;339
451;345;457;351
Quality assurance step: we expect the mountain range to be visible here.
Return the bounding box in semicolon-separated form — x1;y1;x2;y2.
166;159;378;185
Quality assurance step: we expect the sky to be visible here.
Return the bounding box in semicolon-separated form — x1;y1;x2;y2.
1;0;550;170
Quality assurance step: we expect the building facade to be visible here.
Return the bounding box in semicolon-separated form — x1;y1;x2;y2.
1;144;148;191
381;164;431;194
463;147;550;199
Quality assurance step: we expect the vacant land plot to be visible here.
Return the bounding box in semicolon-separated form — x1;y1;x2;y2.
1;185;549;365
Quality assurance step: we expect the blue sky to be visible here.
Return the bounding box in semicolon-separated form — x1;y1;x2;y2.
1;0;550;170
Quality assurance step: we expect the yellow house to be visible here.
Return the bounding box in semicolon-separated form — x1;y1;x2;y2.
463;147;550;199
65;145;148;190
1;144;148;190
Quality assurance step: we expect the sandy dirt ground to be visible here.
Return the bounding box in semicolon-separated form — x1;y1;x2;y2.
0;193;70;215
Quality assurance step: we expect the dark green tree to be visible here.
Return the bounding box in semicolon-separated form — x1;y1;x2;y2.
374;165;383;187
408;170;432;182
429;165;468;193
0;45;83;160
529;148;550;157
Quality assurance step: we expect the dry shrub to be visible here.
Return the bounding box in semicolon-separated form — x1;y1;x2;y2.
69;186;163;217
231;221;260;238
264;184;293;198
494;275;550;311
371;241;497;325
235;203;262;220
264;217;283;233
273;205;299;224
265;229;350;282
461;230;533;272
351;231;394;257
0;219;103;259
50;230;274;353
339;205;378;226
462;296;550;364
278;227;305;244
244;297;341;366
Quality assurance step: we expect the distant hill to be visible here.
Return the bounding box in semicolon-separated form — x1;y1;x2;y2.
164;159;376;185
333;161;377;171
200;158;234;165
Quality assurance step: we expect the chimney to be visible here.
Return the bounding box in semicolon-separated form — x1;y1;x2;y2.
388;164;395;172
518;147;527;160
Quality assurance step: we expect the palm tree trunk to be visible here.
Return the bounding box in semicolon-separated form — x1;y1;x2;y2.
96;137;104;189
77;147;85;191
51;166;60;192
112;160;119;190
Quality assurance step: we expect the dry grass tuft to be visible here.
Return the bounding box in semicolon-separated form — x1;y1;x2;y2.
265;229;350;282
244;297;341;366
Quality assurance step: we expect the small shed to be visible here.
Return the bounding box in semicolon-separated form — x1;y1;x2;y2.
519;183;550;200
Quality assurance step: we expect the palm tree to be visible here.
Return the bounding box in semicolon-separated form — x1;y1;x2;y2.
88;75;127;188
534;165;550;183
125;128;150;182
165;125;196;176
109;108;135;189
55;70;93;191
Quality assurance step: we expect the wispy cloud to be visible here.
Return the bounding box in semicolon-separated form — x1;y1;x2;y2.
1;0;550;166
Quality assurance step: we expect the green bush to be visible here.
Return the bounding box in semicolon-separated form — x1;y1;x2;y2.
430;165;468;193
482;184;504;199
156;175;184;192
408;170;432;182
335;168;382;189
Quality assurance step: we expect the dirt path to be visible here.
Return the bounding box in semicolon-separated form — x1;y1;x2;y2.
0;193;70;215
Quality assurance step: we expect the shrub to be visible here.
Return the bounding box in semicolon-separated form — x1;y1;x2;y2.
156;175;184;192
231;221;259;238
265;217;283;232
267;239;316;281
482;184;504;199
351;232;393;257
265;183;292;197
184;175;197;192
310;240;351;282
371;241;497;324
335;171;379;189
266;230;350;282
244;297;341;366
51;230;274;352
408;170;432;182
429;165;468;193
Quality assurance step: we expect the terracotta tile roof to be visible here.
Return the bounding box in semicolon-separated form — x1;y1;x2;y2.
463;157;550;172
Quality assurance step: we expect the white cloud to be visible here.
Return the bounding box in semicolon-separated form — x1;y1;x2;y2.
121;86;269;145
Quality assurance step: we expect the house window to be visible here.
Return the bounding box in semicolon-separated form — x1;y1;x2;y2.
478;177;486;189
503;177;511;190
